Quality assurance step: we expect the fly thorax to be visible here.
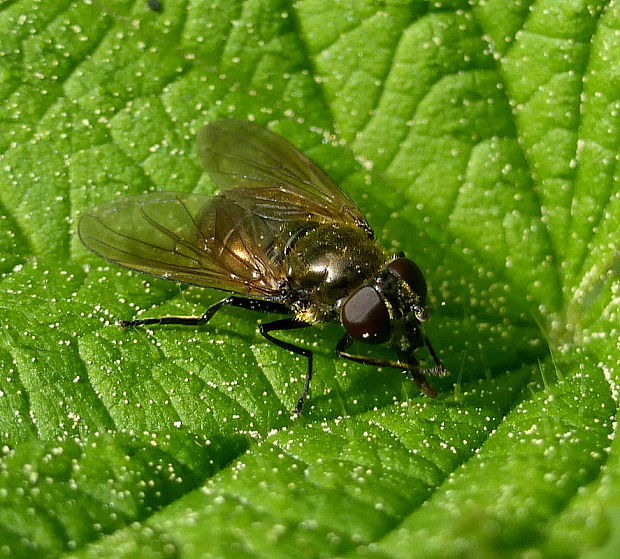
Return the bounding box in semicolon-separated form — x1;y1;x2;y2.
284;223;386;307
267;220;322;265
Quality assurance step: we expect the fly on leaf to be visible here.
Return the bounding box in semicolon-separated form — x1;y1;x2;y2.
79;119;448;413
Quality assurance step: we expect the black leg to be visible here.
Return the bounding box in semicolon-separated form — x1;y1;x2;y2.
120;295;289;327
423;335;447;376
399;352;437;399
259;318;312;414
121;296;316;411
336;333;408;369
336;334;438;398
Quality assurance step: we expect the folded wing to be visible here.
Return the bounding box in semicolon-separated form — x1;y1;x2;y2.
79;119;373;297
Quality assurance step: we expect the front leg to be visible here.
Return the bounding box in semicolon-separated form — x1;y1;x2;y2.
335;334;437;398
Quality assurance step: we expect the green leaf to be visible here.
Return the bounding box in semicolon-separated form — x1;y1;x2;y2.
0;1;617;557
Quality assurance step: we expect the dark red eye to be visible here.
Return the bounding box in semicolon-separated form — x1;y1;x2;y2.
341;285;390;344
387;257;427;304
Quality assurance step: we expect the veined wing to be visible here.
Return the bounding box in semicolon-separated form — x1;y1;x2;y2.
78;192;287;297
197;119;373;236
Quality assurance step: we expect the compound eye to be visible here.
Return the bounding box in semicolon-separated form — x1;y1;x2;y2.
341;286;391;344
386;257;427;305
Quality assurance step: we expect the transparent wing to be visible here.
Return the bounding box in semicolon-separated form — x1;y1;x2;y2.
197;119;373;236
78;192;287;297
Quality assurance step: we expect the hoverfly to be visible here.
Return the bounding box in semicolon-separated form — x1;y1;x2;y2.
79;119;447;413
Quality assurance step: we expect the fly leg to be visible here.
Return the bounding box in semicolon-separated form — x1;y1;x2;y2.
423;334;447;376
122;299;314;413
120;296;289;327
335;334;438;398
259;318;313;414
